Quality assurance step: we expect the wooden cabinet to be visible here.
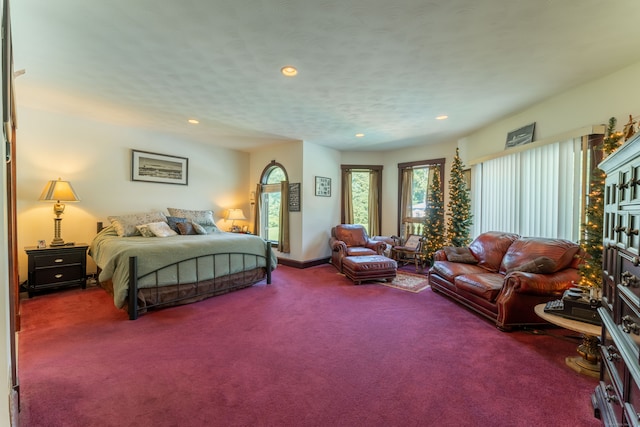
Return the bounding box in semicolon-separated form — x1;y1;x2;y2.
593;134;640;426
24;244;88;297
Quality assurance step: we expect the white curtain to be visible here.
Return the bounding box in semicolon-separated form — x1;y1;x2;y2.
475;138;582;241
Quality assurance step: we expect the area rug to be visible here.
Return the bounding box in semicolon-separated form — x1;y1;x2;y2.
381;271;430;293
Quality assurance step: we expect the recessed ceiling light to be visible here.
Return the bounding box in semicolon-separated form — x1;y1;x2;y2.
436;115;448;120
188;119;199;124
281;66;298;77
355;133;365;138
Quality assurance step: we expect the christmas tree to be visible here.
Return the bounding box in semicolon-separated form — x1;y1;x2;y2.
421;167;446;262
446;147;473;246
579;117;623;289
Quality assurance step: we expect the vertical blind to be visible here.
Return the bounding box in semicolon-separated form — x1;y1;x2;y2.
473;138;582;241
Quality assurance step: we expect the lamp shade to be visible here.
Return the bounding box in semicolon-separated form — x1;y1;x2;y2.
226;209;246;221
39;178;80;202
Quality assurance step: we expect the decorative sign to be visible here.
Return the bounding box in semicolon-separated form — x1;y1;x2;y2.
289;182;301;212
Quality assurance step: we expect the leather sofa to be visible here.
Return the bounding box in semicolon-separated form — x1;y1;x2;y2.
428;231;582;331
329;224;387;272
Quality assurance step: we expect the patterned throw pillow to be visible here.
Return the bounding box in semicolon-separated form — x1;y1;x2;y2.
135;224;155;237
108;212;167;237
146;221;178;237
166;216;188;232
167;208;215;226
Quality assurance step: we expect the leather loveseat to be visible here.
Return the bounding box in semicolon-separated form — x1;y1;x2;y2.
428;231;582;331
329;224;387;272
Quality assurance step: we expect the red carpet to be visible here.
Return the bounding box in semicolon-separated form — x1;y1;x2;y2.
18;264;599;426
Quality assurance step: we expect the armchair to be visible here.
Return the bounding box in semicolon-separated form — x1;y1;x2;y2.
329;224;387;272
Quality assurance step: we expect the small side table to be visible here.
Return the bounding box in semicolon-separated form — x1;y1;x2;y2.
25;244;88;297
534;303;601;378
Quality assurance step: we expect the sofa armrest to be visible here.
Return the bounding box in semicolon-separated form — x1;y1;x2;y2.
502;268;580;297
433;249;448;261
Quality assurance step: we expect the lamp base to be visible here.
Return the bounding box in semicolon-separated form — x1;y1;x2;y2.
50;239;66;247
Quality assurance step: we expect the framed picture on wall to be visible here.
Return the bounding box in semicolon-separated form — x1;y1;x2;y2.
505;123;535;149
131;149;189;185
315;176;331;197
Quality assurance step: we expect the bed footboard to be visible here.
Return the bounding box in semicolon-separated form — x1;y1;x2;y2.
127;241;273;320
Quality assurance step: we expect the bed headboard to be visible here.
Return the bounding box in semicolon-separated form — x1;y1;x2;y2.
97;222;104;233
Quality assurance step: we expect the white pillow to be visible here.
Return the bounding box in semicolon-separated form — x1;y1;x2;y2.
146;221;178;237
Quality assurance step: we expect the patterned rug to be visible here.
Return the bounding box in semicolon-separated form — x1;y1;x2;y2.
380;271;430;293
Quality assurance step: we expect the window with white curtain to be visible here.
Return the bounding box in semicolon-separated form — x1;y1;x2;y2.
473;138;584;241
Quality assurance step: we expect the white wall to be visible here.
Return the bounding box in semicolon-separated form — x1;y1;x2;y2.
15;105;252;280
301;141;341;261
460;60;640;163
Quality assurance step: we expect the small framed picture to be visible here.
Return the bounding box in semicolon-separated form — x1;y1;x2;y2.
37;239;46;249
315;176;331;197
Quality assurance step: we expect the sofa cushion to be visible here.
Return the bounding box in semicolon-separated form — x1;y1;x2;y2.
500;237;580;274
455;273;505;302
468;232;520;273
431;261;488;283
443;246;478;264
506;256;557;274
346;247;378;257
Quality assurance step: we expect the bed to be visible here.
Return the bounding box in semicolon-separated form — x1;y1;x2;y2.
89;224;276;319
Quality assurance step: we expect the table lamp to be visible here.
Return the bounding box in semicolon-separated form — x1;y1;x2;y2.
39;178;80;246
226;208;246;232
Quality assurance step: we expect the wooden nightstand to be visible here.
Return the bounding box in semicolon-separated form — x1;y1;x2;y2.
24;244;88;298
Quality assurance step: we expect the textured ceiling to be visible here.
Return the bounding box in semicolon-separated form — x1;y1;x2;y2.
10;0;640;152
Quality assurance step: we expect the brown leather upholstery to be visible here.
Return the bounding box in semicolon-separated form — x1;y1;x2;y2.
499;237;580;274
342;255;397;285
468;231;519;272
429;231;581;331
329;225;387;272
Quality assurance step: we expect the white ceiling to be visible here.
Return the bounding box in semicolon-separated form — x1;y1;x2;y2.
10;0;640;152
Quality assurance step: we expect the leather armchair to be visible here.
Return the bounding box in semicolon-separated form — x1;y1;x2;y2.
329;224;387;272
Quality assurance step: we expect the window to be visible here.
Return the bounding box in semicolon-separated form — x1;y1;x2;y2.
341;165;382;236
473;135;602;241
255;160;290;253
258;162;288;244
397;159;445;239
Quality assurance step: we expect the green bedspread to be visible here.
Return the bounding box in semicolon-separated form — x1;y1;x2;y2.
89;226;277;308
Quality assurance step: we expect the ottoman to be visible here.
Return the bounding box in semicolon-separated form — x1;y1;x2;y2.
342;255;397;285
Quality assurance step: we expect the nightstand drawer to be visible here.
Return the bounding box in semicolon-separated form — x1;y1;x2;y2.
32;264;84;285
25;244;88;297
32;251;85;268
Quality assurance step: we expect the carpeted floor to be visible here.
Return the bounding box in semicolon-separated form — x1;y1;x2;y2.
17;263;599;427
